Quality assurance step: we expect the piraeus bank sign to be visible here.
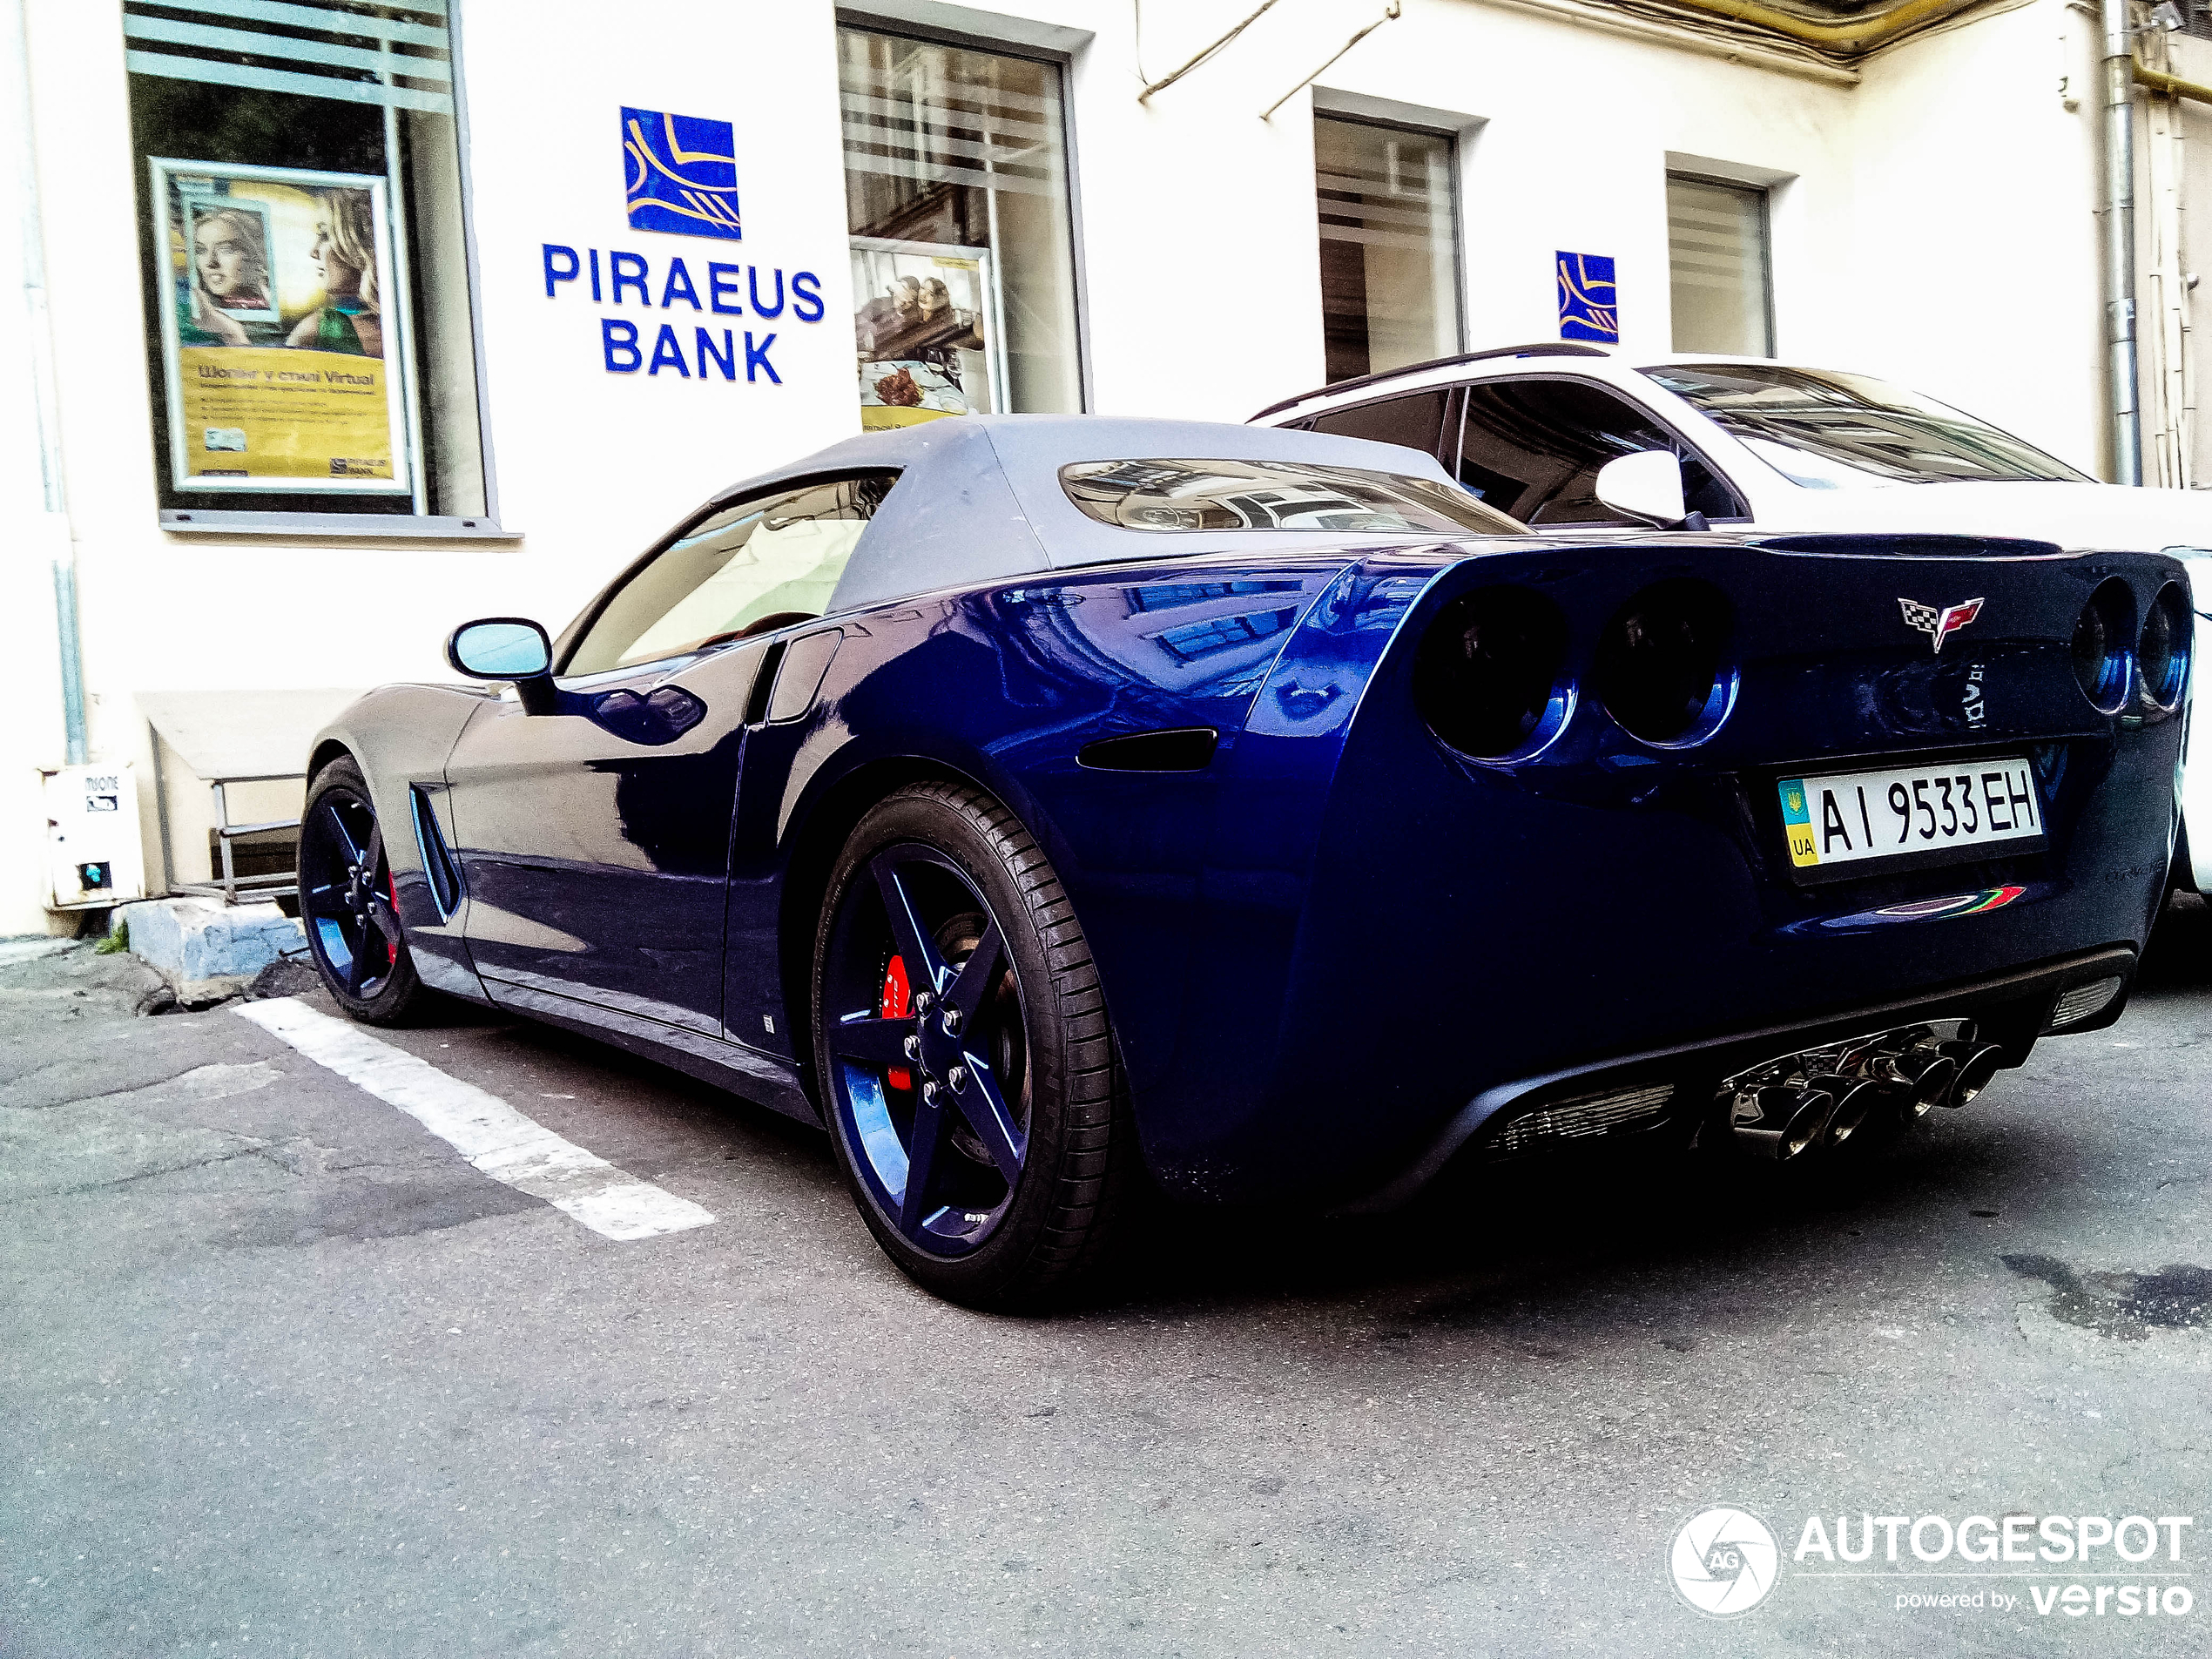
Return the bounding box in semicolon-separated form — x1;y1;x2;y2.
541;107;825;384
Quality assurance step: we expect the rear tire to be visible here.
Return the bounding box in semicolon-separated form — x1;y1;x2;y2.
812;780;1136;1310
298;756;425;1026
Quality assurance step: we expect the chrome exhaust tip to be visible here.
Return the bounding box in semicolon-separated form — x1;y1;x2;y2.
1808;1075;1889;1148
1878;1049;1959;1119
1730;1083;1834;1161
1939;1042;2005;1107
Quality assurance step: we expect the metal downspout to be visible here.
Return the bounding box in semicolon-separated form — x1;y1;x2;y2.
5;0;86;763
2103;0;2144;485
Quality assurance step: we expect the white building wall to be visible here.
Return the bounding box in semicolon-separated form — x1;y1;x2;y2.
0;0;2160;933
1838;2;2111;478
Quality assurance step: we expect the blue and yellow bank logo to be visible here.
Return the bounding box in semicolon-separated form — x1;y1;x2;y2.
1557;251;1617;343
622;108;740;240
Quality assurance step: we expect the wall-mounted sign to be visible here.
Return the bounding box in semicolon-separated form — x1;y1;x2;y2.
622;107;741;241
151;156;415;494
542;244;825;382
1557;251;1619;344
540;106;826;387
851;237;1003;428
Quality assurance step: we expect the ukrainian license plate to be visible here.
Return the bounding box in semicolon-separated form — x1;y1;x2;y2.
1778;758;2045;873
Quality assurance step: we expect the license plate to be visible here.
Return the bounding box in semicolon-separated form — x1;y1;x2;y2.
1778;758;2045;873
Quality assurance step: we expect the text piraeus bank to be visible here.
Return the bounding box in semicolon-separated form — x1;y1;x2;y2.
541;245;826;384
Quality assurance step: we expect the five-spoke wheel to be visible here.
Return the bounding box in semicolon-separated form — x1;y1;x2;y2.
813;781;1134;1308
300;756;422;1022
822;844;1031;1253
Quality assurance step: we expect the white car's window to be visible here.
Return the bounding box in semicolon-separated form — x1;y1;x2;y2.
1645;364;2088;487
567;473;898;674
1454;378;1743;524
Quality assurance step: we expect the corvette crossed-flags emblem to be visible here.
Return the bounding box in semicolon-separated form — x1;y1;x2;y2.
1898;597;1984;653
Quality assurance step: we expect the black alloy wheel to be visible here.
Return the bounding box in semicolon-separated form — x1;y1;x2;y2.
812;780;1137;1310
299;756;423;1023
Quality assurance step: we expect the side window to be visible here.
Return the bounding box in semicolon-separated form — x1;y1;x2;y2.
1307;389;1454;462
566;473;898;676
1454;380;1742;525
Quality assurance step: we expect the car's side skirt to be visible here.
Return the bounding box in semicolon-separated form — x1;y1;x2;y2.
482;974;819;1125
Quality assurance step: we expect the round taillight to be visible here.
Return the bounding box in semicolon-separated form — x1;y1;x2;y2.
1413;586;1570;758
2138;581;2191;711
2071;579;2134;713
1594;579;1734;745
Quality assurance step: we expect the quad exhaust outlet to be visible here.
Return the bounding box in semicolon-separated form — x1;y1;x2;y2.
1721;1022;2004;1161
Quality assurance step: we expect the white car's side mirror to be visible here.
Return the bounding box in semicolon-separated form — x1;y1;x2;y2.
1595;450;1689;528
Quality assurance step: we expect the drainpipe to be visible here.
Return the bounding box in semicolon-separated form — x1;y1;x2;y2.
5;0;87;763
2102;0;2144;485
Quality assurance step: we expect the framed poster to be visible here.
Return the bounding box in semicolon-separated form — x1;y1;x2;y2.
851;236;1007;429
150;157;415;495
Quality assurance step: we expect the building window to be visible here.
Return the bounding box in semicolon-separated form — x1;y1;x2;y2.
1666;175;1774;357
839;25;1081;427
1314;115;1460;386
125;0;489;525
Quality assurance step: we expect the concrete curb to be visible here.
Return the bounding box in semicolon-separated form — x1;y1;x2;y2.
118;896;307;1008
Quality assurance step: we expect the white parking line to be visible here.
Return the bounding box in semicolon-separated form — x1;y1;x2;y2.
236;997;716;1241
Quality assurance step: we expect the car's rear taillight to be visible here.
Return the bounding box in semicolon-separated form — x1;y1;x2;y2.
1593;578;1734;745
2138;581;2191;712
2071;579;2134;713
1413;585;1570;759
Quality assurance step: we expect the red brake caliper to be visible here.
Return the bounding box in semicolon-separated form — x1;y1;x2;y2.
880;954;913;1091
386;869;401;966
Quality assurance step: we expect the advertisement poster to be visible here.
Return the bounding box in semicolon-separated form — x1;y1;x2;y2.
151;157;415;494
851;237;1005;430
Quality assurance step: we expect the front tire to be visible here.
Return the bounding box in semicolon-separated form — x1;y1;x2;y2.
812;781;1134;1310
298;756;424;1025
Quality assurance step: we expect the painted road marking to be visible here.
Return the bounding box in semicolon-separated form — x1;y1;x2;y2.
235;997;715;1241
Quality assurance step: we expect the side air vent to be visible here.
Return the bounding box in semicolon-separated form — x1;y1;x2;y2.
410;786;462;921
1076;727;1219;772
2047;976;2124;1029
1490;1083;1676;1157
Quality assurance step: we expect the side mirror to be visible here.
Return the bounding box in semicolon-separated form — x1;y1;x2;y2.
1595;450;1690;529
447;617;556;713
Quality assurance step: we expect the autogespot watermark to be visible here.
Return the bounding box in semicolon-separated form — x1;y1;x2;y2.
1666;1507;2195;1622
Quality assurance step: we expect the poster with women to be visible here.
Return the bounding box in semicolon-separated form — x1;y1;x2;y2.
150;157;415;494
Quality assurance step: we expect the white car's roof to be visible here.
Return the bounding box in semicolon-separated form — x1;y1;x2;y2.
1249;348;1909;425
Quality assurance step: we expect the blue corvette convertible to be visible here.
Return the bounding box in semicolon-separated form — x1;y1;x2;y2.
300;416;2190;1307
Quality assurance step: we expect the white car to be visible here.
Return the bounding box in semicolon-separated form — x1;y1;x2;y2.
1252;347;2210;894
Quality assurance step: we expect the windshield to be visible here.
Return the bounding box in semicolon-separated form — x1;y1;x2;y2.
1060;458;1525;535
1642;364;2089;488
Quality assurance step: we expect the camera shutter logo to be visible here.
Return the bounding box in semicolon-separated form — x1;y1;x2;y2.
1669;1506;1779;1616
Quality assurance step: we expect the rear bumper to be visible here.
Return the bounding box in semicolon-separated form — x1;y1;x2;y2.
1341;942;2135;1211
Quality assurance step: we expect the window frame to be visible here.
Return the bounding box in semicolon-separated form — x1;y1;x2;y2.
140;0;508;541
553;470;900;679
834;9;1094;415
1452;372;1753;526
1312;109;1467;387
1664;170;1776;361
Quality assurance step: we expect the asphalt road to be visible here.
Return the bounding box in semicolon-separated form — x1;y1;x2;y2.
4;901;2210;1657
